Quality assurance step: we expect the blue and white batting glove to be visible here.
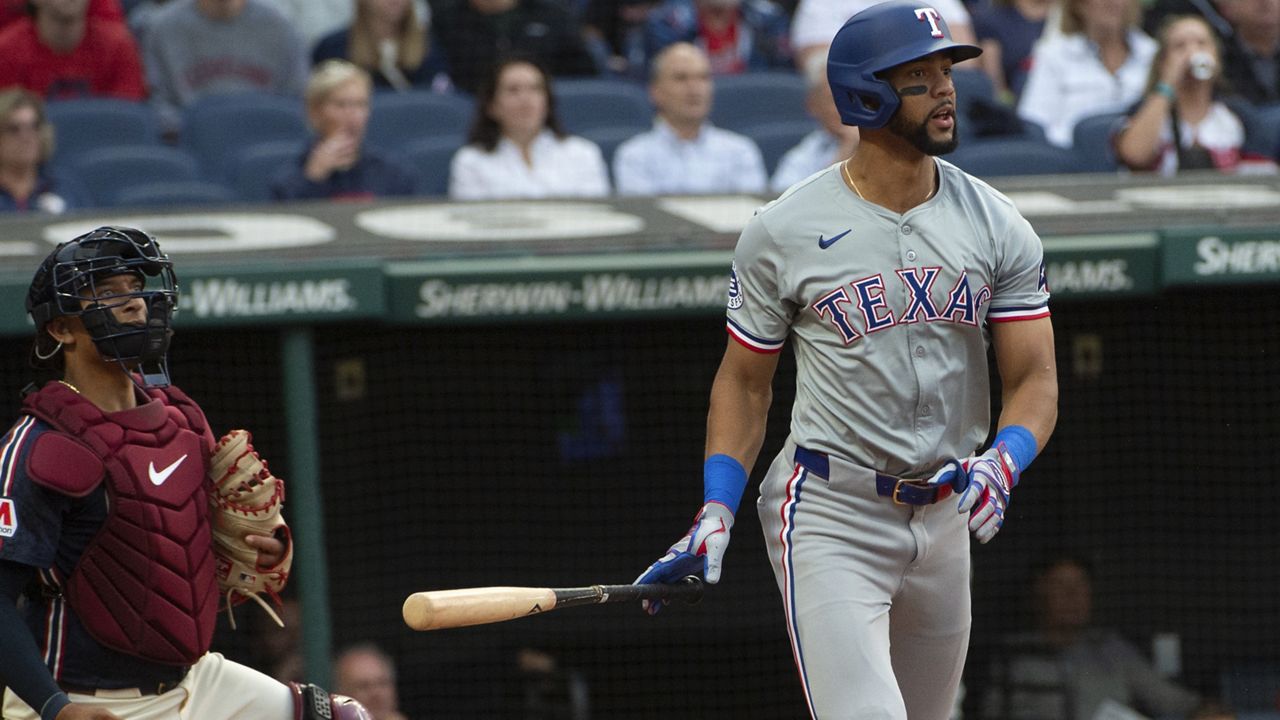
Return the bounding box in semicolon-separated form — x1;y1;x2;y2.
634;502;734;615
956;444;1020;544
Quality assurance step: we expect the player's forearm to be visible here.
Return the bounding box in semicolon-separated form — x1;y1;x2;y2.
704;364;773;472
0;562;68;720
996;368;1058;450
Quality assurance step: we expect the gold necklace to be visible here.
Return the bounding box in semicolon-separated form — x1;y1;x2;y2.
58;379;81;394
841;159;865;200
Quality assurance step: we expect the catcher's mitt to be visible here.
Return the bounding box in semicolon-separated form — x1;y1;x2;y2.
208;429;293;629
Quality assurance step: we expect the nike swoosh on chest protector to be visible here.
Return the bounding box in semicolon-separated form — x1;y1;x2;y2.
148;454;189;486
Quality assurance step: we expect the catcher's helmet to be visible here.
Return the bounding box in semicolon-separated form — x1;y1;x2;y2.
828;0;982;128
27;226;178;387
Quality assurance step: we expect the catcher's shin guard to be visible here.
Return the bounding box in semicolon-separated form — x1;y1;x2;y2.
290;682;373;720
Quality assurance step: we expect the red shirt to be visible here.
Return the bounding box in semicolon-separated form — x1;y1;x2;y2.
0;0;123;32
0;16;146;100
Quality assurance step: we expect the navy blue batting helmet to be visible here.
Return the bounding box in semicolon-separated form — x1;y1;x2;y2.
828;0;982;128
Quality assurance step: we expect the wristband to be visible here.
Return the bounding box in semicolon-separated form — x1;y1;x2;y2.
1153;82;1175;101
993;425;1038;484
703;454;748;515
40;692;70;720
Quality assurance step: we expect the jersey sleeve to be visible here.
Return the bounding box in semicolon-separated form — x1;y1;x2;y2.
988;210;1051;323
0;418;68;570
726;213;791;352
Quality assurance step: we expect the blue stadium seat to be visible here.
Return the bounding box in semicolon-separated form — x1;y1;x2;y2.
1248;103;1280;159
711;72;808;134
114;181;237;208
1222;664;1280;712
180;91;308;181
554;79;653;135
45;99;161;163
366;91;474;153
578;125;643;176
947;137;1081;178
742;120;815;175
402;136;464;196
232;140;306;202
73;145;203;207
1071;111;1126;172
952;69;995;140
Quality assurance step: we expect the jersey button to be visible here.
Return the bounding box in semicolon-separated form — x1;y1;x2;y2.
914;346;926;357
921;404;932;416
906;250;917;261
902;225;913;234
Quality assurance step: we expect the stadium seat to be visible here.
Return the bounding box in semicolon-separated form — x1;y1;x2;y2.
366;90;473;154
579;125;643;176
742;120;815;175
952;69;996;140
1248;103;1280;159
947;137;1080;178
181;91;308;181
402;135;464;196
554;79;653;135
232;140;306;202
73;145;203;207
113;180;236;208
45;98;161;162
711;72;808;133
1222;664;1280;712
1071;111;1126;172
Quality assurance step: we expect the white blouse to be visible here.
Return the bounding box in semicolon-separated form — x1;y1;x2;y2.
449;130;611;200
1018;29;1157;148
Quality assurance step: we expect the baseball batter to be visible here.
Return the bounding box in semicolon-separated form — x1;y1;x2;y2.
0;227;369;720
635;3;1059;718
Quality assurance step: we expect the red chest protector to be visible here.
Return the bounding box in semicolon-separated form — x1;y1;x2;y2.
22;382;219;666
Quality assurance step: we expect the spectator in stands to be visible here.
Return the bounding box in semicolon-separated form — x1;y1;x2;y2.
972;0;1056;103
334;643;409;720
1115;15;1269;175
789;0;977;69
770;50;858;192
142;0;309;134
1214;0;1280;105
0;89;91;213
312;0;451;92
979;552;1202;720
271;60;418;201
0;0;146;101
1017;0;1156;147
0;0;121;32
644;0;792;74
450;56;611;199
613;42;766;194
432;0;598;94
582;0;658;78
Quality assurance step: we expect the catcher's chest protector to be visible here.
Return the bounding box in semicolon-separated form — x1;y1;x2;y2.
23;383;218;666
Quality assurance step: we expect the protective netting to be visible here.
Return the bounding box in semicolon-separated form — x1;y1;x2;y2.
1;284;1277;718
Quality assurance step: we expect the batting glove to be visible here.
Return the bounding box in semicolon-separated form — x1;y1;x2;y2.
956;444;1020;544
634;502;733;615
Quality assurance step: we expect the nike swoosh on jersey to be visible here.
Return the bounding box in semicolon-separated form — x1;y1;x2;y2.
148;454;189;486
818;229;851;249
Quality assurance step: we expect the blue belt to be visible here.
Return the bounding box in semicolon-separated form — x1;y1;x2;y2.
793;447;953;506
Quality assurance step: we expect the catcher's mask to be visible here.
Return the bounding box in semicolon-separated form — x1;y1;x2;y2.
26;226;178;388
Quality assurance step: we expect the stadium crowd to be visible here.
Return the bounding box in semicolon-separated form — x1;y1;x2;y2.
0;0;1276;211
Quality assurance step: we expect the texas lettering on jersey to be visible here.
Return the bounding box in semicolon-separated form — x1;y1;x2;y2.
811;266;991;343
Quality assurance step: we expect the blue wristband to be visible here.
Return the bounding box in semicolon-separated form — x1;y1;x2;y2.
703;454;748;515
993;425;1038;480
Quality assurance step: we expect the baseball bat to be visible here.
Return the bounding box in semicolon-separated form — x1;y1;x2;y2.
402;575;703;631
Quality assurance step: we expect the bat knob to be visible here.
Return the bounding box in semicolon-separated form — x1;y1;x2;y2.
679;575;704;605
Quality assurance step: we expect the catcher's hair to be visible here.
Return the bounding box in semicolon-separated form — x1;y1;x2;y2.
466;54;567;153
0;87;55;163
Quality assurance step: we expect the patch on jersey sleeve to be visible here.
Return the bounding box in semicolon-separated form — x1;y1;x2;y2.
0;497;16;537
727;261;744;310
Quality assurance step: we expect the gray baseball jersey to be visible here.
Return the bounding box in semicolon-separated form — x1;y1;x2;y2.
732;158;1050;719
727;158;1050;477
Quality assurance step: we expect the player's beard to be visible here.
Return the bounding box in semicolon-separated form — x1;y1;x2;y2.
887;108;960;156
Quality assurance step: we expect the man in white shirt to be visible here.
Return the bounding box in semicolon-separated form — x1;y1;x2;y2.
613;42;768;195
770;50;859;192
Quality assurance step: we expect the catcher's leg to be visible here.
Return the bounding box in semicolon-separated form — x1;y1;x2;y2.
291;682;373;720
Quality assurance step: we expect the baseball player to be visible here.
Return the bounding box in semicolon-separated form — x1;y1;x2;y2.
0;227;370;720
635;2;1059;718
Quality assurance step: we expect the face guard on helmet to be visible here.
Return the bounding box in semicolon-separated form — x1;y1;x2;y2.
827;0;983;129
26;226;179;388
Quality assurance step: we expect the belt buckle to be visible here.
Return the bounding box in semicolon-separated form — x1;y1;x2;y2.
891;478;911;505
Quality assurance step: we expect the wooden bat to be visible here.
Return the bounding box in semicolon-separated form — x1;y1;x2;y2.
403;576;703;631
